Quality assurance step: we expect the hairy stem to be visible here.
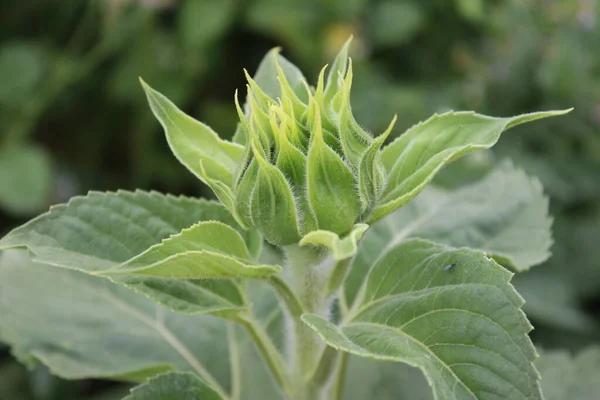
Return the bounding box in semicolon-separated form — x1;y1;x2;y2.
269;275;304;318
282;244;337;400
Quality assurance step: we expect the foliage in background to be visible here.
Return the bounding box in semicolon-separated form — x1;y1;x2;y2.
0;0;599;398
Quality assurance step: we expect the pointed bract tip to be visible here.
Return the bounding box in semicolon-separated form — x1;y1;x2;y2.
316;65;328;96
139;77;151;91
346;58;354;78
382;114;398;139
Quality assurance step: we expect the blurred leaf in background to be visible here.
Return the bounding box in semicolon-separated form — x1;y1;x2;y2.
0;145;52;215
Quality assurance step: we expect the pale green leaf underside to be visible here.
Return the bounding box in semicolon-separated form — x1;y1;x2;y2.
305;239;541;400
124;373;222;400
0;250;232;394
300;223;369;261
372;109;571;222
536;347;600;400
345;162;552;307
107;250;279;280
0;190;266;316
101;221;280;279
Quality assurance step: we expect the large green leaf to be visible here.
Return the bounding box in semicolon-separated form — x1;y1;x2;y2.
124;373;222;400
0;250;232;398
0;191;268;316
304;239;541;400
0;250;284;400
345;162;552;307
536;347;600;400
371;109;570;223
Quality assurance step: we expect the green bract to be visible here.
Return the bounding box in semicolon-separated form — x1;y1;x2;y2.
140;39;569;257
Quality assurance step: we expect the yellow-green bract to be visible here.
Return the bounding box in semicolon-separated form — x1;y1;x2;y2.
141;38;570;248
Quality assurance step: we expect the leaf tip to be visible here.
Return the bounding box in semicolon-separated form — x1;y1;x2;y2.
138;77;152;94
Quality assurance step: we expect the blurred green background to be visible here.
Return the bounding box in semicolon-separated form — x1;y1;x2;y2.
1;0;599;398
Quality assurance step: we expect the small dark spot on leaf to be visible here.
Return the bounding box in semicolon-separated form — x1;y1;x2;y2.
444;263;456;271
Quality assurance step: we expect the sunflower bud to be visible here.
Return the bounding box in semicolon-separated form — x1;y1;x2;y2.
228;39;390;246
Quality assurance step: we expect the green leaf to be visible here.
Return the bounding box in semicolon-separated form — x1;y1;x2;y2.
140;79;243;200
372;109;571;223
345;161;552;307
300;223;368;261
536;347;600;400
0;251;286;400
124;373;222;400
389;161;551;270
305;239;541;400
101;221;280;279
0;250;232;397
0;191;264;316
0;145;52;216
